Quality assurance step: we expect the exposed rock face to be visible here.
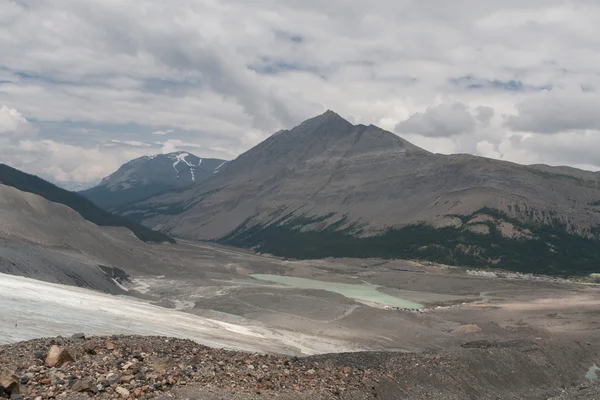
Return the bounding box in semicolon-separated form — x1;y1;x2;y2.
115;110;600;274
80;152;228;210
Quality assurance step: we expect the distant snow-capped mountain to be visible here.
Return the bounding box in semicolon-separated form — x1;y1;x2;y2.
79;152;228;209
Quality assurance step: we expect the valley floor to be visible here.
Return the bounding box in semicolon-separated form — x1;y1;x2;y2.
1;239;600;399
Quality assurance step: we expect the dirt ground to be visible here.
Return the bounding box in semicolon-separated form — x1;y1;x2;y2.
127;241;600;362
3;238;600;399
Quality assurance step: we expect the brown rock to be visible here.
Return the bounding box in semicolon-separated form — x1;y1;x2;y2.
71;378;97;394
115;386;130;398
120;375;135;384
0;369;21;395
45;346;75;368
106;341;115;351
153;358;173;373
82;342;96;355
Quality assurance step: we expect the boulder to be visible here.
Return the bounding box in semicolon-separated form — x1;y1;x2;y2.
115;387;130;398
71;378;97;394
0;369;21;396
45;345;75;368
82;342;96;355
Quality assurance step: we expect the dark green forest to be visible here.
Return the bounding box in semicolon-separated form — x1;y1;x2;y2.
220;209;600;276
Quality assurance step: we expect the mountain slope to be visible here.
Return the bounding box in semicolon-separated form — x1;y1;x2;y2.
80;152;228;209
115;111;600;275
0;163;174;243
0;183;148;292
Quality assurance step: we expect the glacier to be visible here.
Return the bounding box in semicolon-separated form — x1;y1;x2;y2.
0;273;358;356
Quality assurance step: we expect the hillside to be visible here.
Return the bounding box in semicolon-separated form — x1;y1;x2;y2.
0;163;174;243
114;111;600;275
80;152;228;209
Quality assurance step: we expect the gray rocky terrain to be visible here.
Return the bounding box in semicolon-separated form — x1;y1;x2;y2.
80;152;228;209
1;164;600;399
0;335;598;400
116;110;600;274
0;183;168;292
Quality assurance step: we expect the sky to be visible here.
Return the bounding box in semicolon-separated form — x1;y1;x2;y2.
1;0;600;188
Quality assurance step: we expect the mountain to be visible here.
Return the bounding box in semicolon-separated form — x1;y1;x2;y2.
114;110;600;275
0;163;174;244
79;152;228;209
0;183;146;293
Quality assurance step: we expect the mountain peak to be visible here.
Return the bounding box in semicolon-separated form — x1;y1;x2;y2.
319;109;350;124
294;109;353;135
80;153;228;209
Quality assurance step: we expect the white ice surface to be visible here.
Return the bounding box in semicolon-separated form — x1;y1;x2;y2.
0;273;358;355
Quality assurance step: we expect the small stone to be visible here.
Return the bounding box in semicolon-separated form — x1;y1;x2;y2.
306;369;316;375
106;373;120;384
106;341;115;351
83;342;96;355
122;362;134;370
71;378;97;394
247;365;255;370
97;383;105;392
9;394;23;400
115;387;130;398
71;333;85;340
120;375;135;384
45;346;75;368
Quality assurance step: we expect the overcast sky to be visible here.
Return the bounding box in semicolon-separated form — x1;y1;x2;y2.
1;0;600;188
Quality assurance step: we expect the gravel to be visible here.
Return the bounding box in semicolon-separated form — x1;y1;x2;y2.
0;336;381;399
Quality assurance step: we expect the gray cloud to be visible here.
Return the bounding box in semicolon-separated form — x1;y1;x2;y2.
475;106;495;126
506;91;600;133
2;0;600;184
395;103;490;137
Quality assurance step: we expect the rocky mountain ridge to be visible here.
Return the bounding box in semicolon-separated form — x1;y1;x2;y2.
114;111;600;275
80;152;228;209
0;164;173;244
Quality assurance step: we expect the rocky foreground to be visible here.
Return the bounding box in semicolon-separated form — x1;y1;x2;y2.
0;335;384;400
1;335;599;400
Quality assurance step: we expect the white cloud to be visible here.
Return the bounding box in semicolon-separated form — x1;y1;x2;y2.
1;0;600;180
0;105;33;135
152;129;174;135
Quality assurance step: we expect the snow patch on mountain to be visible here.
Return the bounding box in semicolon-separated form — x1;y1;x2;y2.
172;153;197;181
214;161;227;174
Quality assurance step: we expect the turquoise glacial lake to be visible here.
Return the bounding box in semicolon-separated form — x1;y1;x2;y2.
250;274;423;309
